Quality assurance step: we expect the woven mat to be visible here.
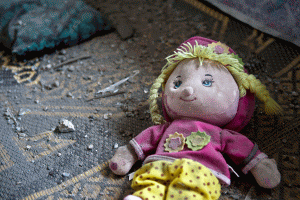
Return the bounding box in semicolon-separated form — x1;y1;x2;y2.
0;0;299;199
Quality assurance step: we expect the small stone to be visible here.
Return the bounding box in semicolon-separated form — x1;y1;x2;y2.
68;65;75;72
66;92;74;98
46;64;52;69
88;144;94;150
230;194;240;200
44;84;53;90
282;139;287;143
144;88;149;93
43;107;48;111
34;99;39;104
57;153;62;157
62;172;70;177
56;119;75;133
52;81;60;88
103;113;112;120
19;133;27;137
25;145;31;150
291;91;299;97
114;143;119;149
18;108;31;116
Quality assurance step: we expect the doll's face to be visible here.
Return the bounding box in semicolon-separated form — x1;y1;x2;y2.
163;58;239;126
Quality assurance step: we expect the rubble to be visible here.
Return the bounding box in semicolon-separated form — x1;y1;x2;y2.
56;119;75;133
66;92;74;98
96;70;139;94
87;144;94;150
114;143;118;149
62;172;70;177
53;55;91;70
103;113;112;120
18;108;31;116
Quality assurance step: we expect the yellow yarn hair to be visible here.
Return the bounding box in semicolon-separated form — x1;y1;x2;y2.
149;41;283;125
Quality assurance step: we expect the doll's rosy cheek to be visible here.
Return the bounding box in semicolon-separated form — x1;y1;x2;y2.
110;162;118;170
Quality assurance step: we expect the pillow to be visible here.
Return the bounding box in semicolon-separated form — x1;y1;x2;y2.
0;0;111;56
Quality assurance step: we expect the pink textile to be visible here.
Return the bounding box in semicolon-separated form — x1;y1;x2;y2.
129;119;266;186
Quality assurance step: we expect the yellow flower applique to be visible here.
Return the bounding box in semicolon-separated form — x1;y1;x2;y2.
186;131;211;151
164;132;186;152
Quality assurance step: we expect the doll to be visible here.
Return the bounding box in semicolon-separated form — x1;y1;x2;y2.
109;36;282;200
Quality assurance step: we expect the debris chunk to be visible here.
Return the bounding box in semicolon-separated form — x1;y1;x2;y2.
103;113;112;120
18;108;31;116
88;144;94;150
62;172;70;177
114;143;119;149
66;92;74;98
56;119;75;133
96;70;139;94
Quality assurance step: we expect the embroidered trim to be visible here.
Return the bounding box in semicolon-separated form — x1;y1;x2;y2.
129;139;145;160
144;155;177;165
242;153;268;174
242;143;259;165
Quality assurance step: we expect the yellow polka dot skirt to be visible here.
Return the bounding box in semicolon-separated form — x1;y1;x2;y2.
131;159;221;200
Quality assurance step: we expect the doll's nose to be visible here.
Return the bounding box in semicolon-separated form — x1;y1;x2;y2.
182;87;194;96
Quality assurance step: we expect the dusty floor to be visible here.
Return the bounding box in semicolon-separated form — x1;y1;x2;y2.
1;0;300;199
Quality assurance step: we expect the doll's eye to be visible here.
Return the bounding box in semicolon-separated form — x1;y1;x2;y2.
173;80;182;89
202;79;214;87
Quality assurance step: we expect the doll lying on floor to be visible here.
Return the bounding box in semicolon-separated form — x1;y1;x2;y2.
109;36;282;200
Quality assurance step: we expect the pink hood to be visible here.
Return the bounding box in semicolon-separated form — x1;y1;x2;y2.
162;36;255;132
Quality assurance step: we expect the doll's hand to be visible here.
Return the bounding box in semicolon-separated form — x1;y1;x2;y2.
250;158;281;189
109;144;138;175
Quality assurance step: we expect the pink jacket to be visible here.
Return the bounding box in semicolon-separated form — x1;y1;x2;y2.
130;119;267;186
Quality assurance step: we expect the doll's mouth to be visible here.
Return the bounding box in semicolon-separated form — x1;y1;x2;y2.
180;97;197;102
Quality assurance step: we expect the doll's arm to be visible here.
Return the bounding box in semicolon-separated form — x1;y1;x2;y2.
109;144;138;175
250;158;281;188
109;123;168;175
221;129;280;188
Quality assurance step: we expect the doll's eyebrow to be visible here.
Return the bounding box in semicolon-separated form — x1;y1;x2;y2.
176;76;181;78
205;74;212;77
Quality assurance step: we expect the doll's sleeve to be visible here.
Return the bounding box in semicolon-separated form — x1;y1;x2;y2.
129;123;168;160
220;129;268;174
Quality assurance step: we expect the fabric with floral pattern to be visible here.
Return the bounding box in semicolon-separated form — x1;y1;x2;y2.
186;131;211;151
164;132;185;152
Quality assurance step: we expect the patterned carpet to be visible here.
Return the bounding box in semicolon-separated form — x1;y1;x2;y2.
0;0;300;199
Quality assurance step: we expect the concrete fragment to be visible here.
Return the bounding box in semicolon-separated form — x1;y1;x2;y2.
56;119;75;133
